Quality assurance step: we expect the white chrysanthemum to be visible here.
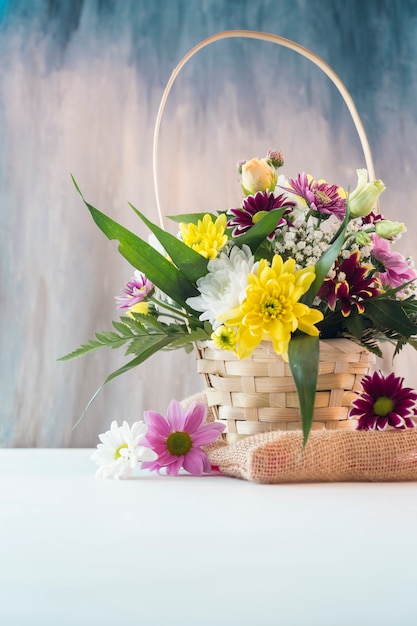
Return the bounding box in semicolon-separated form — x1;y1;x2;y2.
91;420;157;479
186;244;258;328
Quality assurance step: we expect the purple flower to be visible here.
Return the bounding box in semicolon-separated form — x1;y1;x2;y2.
141;400;225;476
285;172;346;220
371;235;416;289
349;371;417;430
227;191;294;239
115;270;154;309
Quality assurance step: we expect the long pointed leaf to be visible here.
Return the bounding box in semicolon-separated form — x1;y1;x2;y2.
104;335;180;383
304;207;350;305
365;299;417;337
168;212;217;224
232;209;285;252
288;334;320;445
71;178;198;310
129;203;208;283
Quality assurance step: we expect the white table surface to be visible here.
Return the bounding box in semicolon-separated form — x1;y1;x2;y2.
1;449;417;626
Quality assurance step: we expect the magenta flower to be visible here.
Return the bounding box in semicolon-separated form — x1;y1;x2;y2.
361;210;384;226
115;270;154;309
284;172;346;220
371;235;416;289
318;250;382;316
141;400;225;476
349;371;417;430
227;191;294;239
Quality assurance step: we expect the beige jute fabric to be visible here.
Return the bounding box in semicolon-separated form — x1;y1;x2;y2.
182;393;417;483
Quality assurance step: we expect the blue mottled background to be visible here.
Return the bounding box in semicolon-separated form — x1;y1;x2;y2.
1;0;417;446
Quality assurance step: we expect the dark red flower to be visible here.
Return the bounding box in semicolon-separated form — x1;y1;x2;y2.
318;251;382;316
227;191;294;239
349;371;417;430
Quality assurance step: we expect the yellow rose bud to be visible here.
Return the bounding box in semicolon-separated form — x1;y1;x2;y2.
241;157;277;195
348;168;386;218
375;219;406;239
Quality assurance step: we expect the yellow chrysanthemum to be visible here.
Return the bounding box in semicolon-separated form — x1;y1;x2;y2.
211;325;237;351
219;255;324;359
179;214;228;260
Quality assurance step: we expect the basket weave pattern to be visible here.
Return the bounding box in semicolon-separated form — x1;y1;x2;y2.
196;338;375;437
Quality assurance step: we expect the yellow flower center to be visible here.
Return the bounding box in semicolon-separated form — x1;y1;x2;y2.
252;210;268;224
261;295;284;319
373;397;395;416
315;190;331;205
166;431;192;456
212;325;237;351
114;443;128;460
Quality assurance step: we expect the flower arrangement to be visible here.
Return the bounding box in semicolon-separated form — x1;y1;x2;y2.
62;151;417;444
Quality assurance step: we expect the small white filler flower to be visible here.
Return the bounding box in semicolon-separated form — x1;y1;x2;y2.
91;420;157;479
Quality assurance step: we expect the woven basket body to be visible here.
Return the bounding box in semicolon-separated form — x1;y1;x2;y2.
196;339;375;439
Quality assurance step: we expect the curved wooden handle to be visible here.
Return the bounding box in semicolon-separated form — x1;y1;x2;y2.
153;30;375;227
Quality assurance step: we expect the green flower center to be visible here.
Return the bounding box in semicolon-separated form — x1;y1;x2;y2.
114;443;128;460
166;431;192;456
214;326;236;350
261;296;283;319
373;396;395;416
252;210;268;224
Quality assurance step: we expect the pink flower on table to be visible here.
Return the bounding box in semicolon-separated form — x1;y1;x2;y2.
141;400;225;476
349;371;417;431
371;235;416;289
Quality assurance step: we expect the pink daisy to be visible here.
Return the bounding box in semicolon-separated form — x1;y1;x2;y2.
371;235;416;289
349;371;417;430
141;400;225;476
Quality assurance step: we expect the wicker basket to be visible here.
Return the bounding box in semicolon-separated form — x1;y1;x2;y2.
196;339;375;440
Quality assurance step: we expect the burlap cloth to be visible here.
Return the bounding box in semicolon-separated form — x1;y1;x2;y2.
182;393;417;483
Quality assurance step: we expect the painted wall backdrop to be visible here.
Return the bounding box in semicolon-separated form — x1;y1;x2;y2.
1;0;417;447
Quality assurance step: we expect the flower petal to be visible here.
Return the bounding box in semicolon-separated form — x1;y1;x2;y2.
184;402;207;433
192;422;225;446
166;399;186;431
183;449;209;476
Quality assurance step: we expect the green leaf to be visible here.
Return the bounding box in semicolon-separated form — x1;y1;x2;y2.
365;299;417;338
344;311;365;341
165;326;212;349
58;331;130;360
288;334;320;446
168;212;217;224
304;206;350;306
232;209;285;253
104;334;182;383
71;177;198;311
129;203;208;284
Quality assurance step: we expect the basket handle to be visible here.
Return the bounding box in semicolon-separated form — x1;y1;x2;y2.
153;29;376;227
